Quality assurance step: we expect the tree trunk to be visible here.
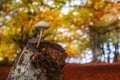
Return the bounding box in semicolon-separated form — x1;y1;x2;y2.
114;42;119;62
7;38;67;80
90;32;99;62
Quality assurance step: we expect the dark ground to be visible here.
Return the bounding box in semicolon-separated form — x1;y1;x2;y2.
1;62;120;80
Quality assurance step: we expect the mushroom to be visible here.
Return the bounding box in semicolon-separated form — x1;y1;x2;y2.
35;21;49;47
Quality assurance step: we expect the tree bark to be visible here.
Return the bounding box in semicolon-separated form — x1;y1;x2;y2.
7;38;67;80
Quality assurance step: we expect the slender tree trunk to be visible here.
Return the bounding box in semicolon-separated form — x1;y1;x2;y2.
100;43;105;62
106;41;111;63
114;42;119;62
90;32;98;62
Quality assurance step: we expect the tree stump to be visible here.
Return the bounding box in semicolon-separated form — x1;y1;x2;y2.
7;38;67;80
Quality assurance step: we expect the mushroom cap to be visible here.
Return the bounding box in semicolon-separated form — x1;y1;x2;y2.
35;21;49;30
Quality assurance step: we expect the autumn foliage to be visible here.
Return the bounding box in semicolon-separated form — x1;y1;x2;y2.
64;63;120;80
1;63;120;80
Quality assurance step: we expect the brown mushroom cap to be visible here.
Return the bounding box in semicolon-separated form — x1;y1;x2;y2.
35;21;49;30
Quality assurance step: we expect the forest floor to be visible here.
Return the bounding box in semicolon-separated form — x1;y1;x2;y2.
64;62;120;80
1;62;120;80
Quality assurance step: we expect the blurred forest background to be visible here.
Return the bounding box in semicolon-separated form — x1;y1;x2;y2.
0;0;120;64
